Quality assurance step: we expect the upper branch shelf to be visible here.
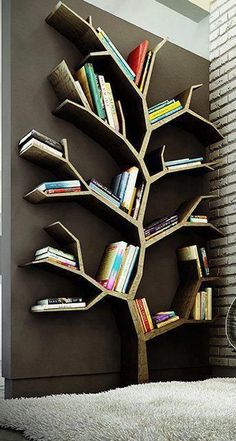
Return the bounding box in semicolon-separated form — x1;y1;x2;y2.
150;85;223;146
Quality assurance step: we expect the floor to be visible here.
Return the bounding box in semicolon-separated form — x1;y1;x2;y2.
0;372;26;440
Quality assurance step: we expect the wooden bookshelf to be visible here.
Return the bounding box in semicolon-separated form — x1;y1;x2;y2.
19;2;224;386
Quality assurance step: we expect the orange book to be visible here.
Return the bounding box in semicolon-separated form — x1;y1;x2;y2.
135;298;152;332
127;40;149;85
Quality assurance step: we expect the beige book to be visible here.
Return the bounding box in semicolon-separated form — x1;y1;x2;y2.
75;66;94;111
206;287;212;320
177;245;202;277
142;298;154;331
192;292;201;320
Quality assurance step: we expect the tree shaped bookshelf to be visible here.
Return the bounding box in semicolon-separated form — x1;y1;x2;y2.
20;1;224;384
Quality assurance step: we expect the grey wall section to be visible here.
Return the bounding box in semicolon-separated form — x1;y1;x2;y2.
2;0;210;398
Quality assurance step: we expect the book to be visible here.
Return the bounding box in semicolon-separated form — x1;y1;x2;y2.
88;179;120;201
117;172;129;202
148;99;175;113
97;27;135;80
84;63;106;120
145;221;178;240
32;302;86;312
166;161;202;170
192;292;201;320
199;247;210;276
75;65;95;111
132;182;145;219
142;298;154;331
177;245;202;277
106;241;127;290
206;287;212;320
121;167;139;212
111;173;122;197
37;180;81;191
156;315;179;328
145;215;178;237
152;311;176;323
45;187;81;194
19;129;63;152
189;216;208;223
135;298;153;332
98;75;116;129
88;183;121;207
37;297;84;305
96;242;125;288
139;50;152;92
41;256;78;269
149;100;182;120
115;244;136;292
127;40;149;85
35;246;76;261
115;100;126;136
165;157;204;167
74;81;91;109
150;105;183;124
128;187;137;215
122;246;139;293
105;82;120;132
35;252;77;267
20;139;64;158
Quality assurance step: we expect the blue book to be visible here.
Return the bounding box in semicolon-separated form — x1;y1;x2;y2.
148;99;175;114
122;247;139;293
38;180;81;190
107;242;127;290
150;105;183;124
117;172;129;202
111;173;122;196
165;157;203;167
89;183;120;207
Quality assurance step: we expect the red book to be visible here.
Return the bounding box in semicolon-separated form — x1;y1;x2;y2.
135;298;152;332
127;40;149;85
46;187;81;194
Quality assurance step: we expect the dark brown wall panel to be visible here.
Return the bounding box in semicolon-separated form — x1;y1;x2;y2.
2;0;210;397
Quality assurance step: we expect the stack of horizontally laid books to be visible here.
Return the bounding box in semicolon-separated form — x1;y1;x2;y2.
34;246;79;269
19;129;64;158
134;298;154;333
177;245;210;277
152;311;179;329
111;166;144;217
145;215;178;240
164;156;204;171
96;241;139;293
32;297;86;312
75;62;123;132
188;215;208;224
148;99;183;124
36;180;81;195
191;288;212;320
88;178;121;208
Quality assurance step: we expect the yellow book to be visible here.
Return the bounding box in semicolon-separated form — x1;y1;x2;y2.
142;298;154;331
156;315;179;328
192;292;201;320
75;66;94;111
128;187;137;215
149;100;181;120
206;287;212;320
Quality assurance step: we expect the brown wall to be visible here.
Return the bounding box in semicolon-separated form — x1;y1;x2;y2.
2;0;210;397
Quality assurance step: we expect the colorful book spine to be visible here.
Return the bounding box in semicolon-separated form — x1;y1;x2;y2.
38;180;81;190
148;99;175;113
121;167;139;212
84;63;106;120
98;75;116;129
150;105;183;124
105;83;120;132
142;298;154;331
115;245;136;292
75;66;95;111
156;315;179;328
32;302;86;311
107;242;127;290
46;187;81;194
89;183;121;207
135;298;152;332
45;256;78;269
96;242;122;288
165;157;203;166
149;100;181;120
38;297;84;305
199;247;210;276
89;179;120;201
35;253;77;267
35;247;76;261
132;182;145;219
122;247;139;293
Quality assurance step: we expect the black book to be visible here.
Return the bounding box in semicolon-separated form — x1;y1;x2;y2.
19;129;64;153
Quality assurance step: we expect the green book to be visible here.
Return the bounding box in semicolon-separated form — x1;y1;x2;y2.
84;63;106;120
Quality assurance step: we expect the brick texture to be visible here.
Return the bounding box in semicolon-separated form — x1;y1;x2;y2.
209;0;236;367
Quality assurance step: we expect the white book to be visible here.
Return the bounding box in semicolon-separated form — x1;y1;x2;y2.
167;161;202;170
115;245;136;292
20;139;63;157
75;80;91;109
98;75;116;129
35;246;75;261
122;167;139;212
35;253;77;266
189;218;208;224
32;302;86;312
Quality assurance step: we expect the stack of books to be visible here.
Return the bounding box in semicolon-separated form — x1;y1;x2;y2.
134;298;154;333
144;214;178;240
96;241;139;293
32;297;86;312
191;288;212;320
164;157;204;171
37;180;81;195
88;178;121;208
111;167;144;217
19;129;64;158
75;62;122;132
189;215;208;224
177;245;210;277
148;99;183;124
127;40;152;92
152;311;179;328
96;27;136;81
34;246;78;269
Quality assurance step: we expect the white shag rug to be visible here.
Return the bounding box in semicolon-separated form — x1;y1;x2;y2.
0;378;236;441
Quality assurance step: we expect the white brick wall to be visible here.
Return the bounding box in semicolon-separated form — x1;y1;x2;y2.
209;0;236;368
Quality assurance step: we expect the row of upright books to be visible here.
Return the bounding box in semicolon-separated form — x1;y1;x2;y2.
134;298;179;333
148;99;183;124
191;288;212;320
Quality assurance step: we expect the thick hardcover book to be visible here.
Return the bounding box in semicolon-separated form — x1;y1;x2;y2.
139;50;152;92
96;242;123;288
19;129;63;152
37;297;84;305
199;247;210;276
46;187;81;194
75;65;95;111
127;40;149;85
105;83;120;132
135;298;152;332
107;241;127;290
121;167;139;212
20;139;63;158
122;246;139;293
32;302;86;311
85;63;106;120
150;105;183;124
38;180;81;191
98;75;116;129
115;244;136;292
89;183;121;207
149;100;181;120
35;246;76;261
35;252;77;267
97;27;135;80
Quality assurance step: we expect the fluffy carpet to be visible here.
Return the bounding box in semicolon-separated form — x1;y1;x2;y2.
0;378;236;441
